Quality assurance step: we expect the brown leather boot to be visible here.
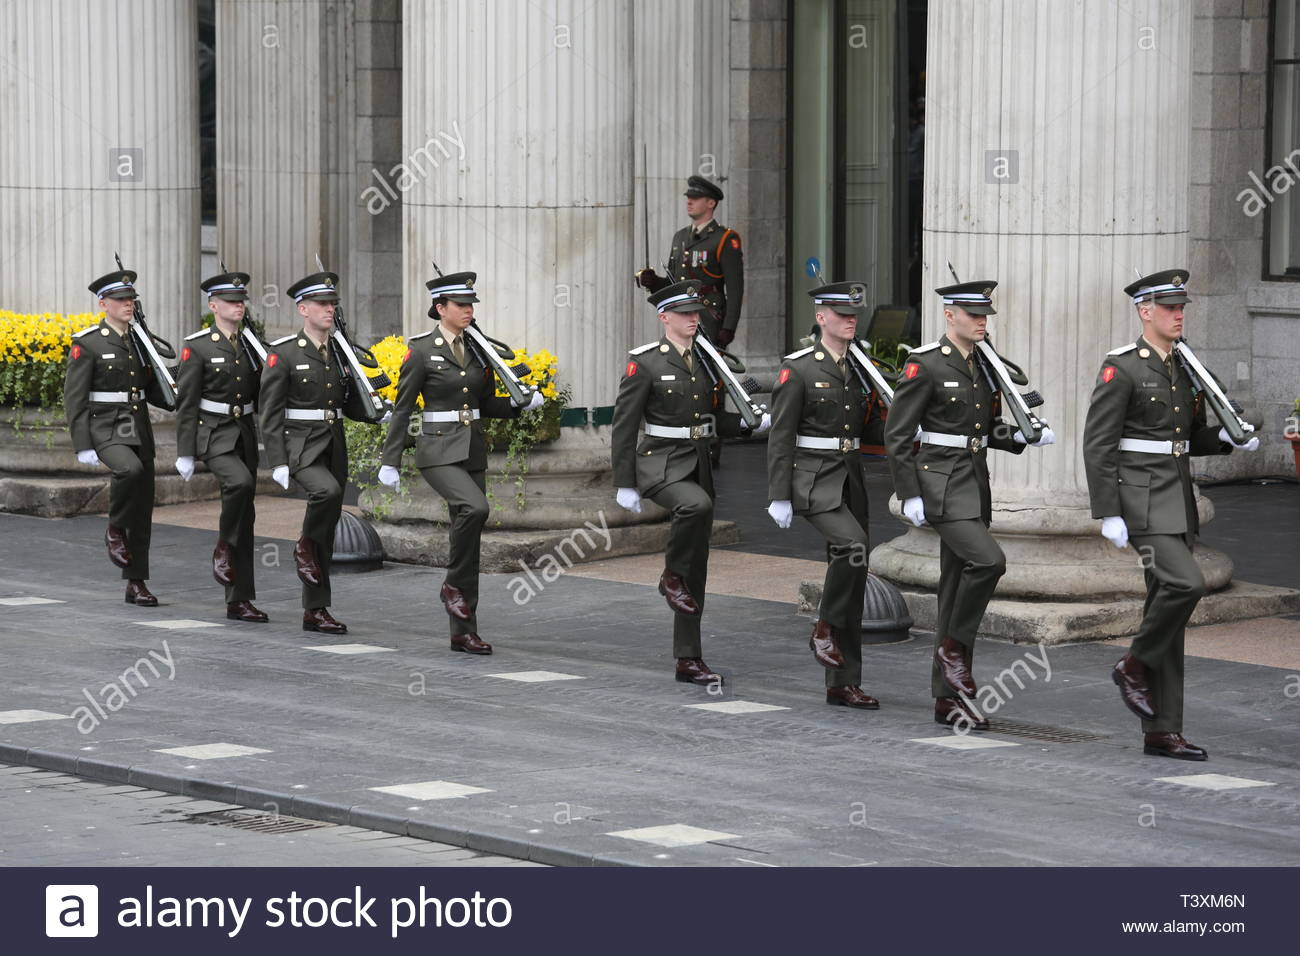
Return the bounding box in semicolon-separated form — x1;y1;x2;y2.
294;536;322;588
212;540;235;587
658;569;700;615
935;636;977;696
809;620;844;668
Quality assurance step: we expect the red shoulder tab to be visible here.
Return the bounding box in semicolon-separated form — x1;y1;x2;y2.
70;344;81;360
267;353;278;367
402;348;411;363
730;237;741;249
626;360;638;377
777;367;791;385
1101;365;1116;383
181;346;192;362
903;362;920;380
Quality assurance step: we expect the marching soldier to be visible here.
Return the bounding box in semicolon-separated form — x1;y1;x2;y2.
64;268;171;606
884;280;1054;730
377;272;541;655
612;281;768;686
1084;269;1258;761
259;271;370;634
173;271;268;623
766;281;881;709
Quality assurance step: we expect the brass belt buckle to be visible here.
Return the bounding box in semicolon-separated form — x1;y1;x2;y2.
840;438;855;453
458;408;474;426
324;409;338;422
690;425;705;440
231;404;242;418
970;436;984;452
1172;440;1187;457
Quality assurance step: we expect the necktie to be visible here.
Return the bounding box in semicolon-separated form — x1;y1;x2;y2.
318;343;328;367
683;349;693;372
837;357;847;380
453;335;466;366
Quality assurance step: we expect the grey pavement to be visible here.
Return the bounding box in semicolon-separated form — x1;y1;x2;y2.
2;484;1300;866
0;764;541;866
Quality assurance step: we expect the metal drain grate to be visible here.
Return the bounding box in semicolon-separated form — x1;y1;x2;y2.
985;719;1106;743
185;809;336;834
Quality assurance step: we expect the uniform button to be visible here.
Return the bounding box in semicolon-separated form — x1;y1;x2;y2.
129;371;135;377
131;404;139;411
460;370;467;377
844;424;850;431
462;387;469;393
326;383;332;389
975;403;981;409
691;377;697;383
844;405;850;410
950;397;956;402
693;394;699;400
1174;406;1180;412
923;465;929;470
1175;427;1182;433
1151;396;1156;402
694;413;701;419
975;423;982;430
236;376;241;381
1171;386;1177;392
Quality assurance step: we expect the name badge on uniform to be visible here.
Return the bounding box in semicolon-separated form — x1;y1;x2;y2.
210;357;226;364
1140;381;1158;388
295;363;310;370
101;352;117;359
660;374;676;381
429;355;445;362
814;381;832;388
943;381;959;388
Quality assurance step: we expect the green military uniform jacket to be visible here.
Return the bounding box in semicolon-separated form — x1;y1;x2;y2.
64;318;168;458
1083;337;1229;536
611;337;749;498
175;327;262;461
668;220;743;338
259;332;369;471
767;342;876;515
380;328;520;471
884;335;1024;523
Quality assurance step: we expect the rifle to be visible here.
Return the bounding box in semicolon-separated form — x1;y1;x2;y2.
973;336;1049;443
464;322;537;408
314;254;390;423
1173;339;1254;445
219;259;268;371
114;252;178;411
846;339;896;407
692;328;765;429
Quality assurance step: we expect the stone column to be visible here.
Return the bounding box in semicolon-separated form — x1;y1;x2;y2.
869;0;1289;642
216;0;356;338
0;0;199;343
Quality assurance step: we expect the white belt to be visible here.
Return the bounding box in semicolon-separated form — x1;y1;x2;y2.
644;422;716;440
284;408;343;422
1119;437;1187;456
796;435;859;452
422;409;481;424
918;429;984;452
89;390;142;403
199;398;254;418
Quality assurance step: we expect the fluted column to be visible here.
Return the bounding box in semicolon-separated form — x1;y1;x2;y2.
216;0;356;336
872;0;1236;631
402;0;633;410
0;0;199;344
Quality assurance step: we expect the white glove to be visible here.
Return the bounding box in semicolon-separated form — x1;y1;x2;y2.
902;496;926;527
518;391;545;412
377;464;401;491
379;408;394;425
616;487;642;513
767;499;793;529
76;449;101;467
1101;515;1129;549
1015;426;1056;447
174;456;194;481
1219;426;1259;451
272;465;290;490
752;412;772;435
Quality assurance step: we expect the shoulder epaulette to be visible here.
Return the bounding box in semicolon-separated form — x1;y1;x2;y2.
1107;343;1138;356
783;346;814;360
269;334;295;347
72;325;98;339
908;341;941;355
184;328;210;341
408;330;433;341
629;341;658;355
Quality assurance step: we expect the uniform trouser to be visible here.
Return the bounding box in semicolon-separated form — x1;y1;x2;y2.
1127;533;1205;734
646;478;714;659
804;501;870;689
98;444;154;581
291;434;347;610
205;434;258;603
420;465;488;637
930;517;1007;698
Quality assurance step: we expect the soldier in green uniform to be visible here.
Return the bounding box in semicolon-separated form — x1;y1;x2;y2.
611;281;769;686
377;272;541;655
173;271;268;623
766;281;881;709
884;280;1054;730
64;269;171;606
259;271;371;634
1084;269;1257;761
